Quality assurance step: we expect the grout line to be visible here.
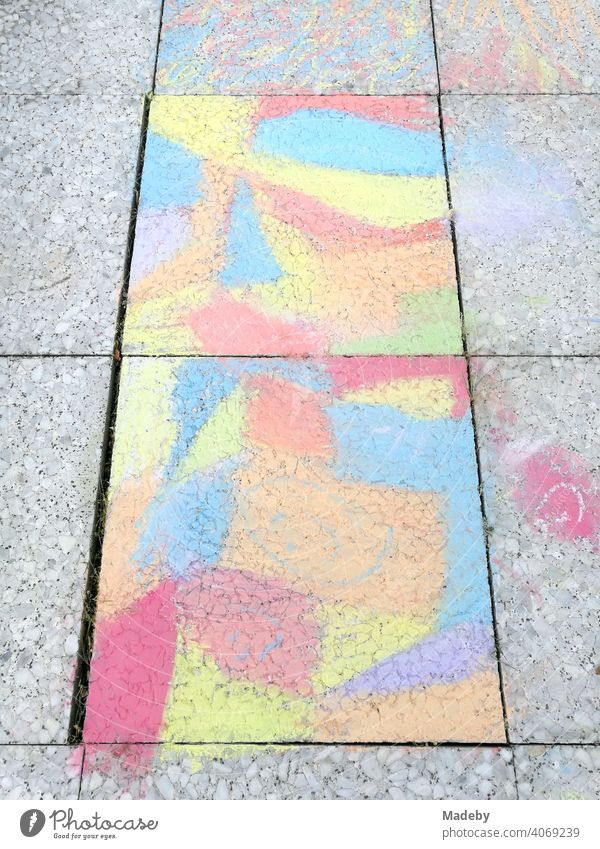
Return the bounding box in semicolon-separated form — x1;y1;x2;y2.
1;352;599;359
151;0;167;93
512;747;521;800
66;96;152;745
77;747;86;800
54;740;600;748
429;0;511;744
121;92;600;98
1;93;598;100
0;741;598;748
64;740;511;749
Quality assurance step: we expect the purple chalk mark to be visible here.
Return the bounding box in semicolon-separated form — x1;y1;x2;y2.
130;207;192;286
342;621;494;696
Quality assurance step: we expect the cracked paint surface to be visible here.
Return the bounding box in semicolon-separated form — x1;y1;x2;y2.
155;1;437;94
84;356;504;744
434;0;600;93
124;95;461;356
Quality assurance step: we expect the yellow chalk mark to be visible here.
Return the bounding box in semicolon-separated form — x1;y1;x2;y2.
344;378;455;419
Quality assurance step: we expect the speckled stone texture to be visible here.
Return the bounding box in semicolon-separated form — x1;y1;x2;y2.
472;357;600;743
80;745;516;800
0;746;82;799
0;358;110;743
124;95;461;356
0;1;162;94
515;746;600;800
0;96;144;355
433;0;599;93
445;95;600;355
155;1;437;94
84;356;504;745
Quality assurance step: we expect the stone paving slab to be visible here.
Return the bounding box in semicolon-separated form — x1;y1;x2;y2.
444;95;600;355
124;95;461;356
80;744;516;800
433;0;600;93
0;746;82;799
515;746;600;800
84;356;504;745
0;358;110;743
472;357;600;743
0;95;144;355
0;1;162;94
155;1;437;94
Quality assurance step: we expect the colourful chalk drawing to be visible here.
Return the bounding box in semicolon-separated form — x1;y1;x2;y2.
437;0;600;92
156;0;436;93
84;357;505;745
124;96;461;356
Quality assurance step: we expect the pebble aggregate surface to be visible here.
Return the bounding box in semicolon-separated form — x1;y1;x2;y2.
433;0;600;93
1;0;599;801
0;95;144;354
0;359;110;743
79;745;517;800
0;746;82;800
515;746;600;800
0;0;162;94
473;357;600;743
445;95;600;355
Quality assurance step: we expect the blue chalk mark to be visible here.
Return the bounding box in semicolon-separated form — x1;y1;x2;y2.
167;360;238;475
219;179;282;287
253;109;442;176
140;130;202;210
134;461;236;578
327;403;491;627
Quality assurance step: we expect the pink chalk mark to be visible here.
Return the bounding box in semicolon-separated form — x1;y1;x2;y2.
245;374;332;456
250;177;447;248
187;294;327;355
326;357;470;418
82;743;158;781
178;567;319;696
254;95;438;131
83;581;177;745
514;445;600;545
443;28;509;92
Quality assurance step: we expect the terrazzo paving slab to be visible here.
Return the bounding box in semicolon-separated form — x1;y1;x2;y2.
84;356;504;745
0;358;110;743
472;357;600;742
80;744;516;800
155;1;437;94
124;95;461;356
0;95;143;354
515;746;600;800
433;0;600;93
0;746;83;800
444;95;600;355
0;1;162;94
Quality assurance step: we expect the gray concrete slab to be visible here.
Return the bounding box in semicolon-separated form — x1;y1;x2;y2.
433;0;599;93
0;745;83;799
155;0;437;94
80;745;517;800
515;746;600;800
472;357;600;742
0;357;110;743
0;1;162;94
444;95;600;355
0;95;143;354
